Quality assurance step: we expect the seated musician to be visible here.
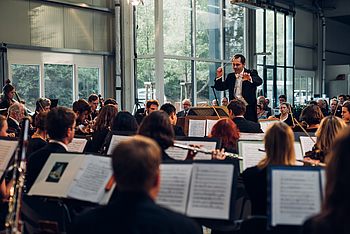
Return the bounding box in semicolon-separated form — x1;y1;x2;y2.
341;101;350;124
135;99;159;125
304;116;346;164
295;104;324;132
272;102;294;126
302;128;350;234
209;118;240;154
27;112;48;156
242;122;296;216
31;97;51;128
7;103;25;137
71;135;202;234
72;99;91;135
87;94;99;121
160;103;185;136
0;80;16;116
26;107;76;190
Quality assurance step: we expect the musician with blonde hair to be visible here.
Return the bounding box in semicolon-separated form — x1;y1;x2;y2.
242;122;296;215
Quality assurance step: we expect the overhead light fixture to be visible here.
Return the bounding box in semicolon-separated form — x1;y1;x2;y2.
130;0;144;6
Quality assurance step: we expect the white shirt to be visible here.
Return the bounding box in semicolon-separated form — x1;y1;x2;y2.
234;70;244;99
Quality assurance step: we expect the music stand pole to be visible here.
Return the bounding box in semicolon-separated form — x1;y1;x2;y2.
211;86;219;106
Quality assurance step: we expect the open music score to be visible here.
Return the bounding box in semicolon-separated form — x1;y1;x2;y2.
107;135;132;155
0;140;18;179
156;162;236;220
188;119;220;137
299;136;317;156
67;138;88;153
28;153;115;205
268;166;324;226
258;119;279;133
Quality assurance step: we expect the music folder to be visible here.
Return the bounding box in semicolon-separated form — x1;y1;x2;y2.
0;139;18;180
268;166;324;227
28;153;115;205
156;160;239;220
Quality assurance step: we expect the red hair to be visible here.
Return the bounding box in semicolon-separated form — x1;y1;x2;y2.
210;118;240;152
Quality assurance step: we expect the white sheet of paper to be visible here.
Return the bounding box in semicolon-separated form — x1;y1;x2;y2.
28;153;85;197
187;163;233;219
156;164;193;214
239;141;265;170
67;155;113;203
271;169;321;226
0;140;18;174
188;119;206;137
206;119;219;136
320;169;326;199
294;142;304;161
107;135;131;155
299;136;317;156
239;133;265;141
67;138;87;153
259;120;279;133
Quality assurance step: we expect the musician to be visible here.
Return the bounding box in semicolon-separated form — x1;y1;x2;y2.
0;80;16;116
112;111;138;133
242;122;296;215
72;99;91;135
209;118;240;154
88;94;99;121
330;98;342;117
302;128;350;234
32;97;51;128
135;99;159;124
27;112;48;156
227;99;263;133
298;104;324;132
304;116;346;164
71;136;202;234
273;102;294;126
341;101;350;124
176;99;191;117
160;103;185;136
214;54;262;122
104;98;118;110
26;107;76;190
7;103;25;137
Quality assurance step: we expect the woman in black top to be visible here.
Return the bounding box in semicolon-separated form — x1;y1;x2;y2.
27;112;48;156
242;122;296;215
303;128;350;234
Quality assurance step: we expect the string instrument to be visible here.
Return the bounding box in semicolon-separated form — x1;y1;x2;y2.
98;94;104;109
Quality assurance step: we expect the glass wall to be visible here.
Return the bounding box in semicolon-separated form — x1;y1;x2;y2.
135;0;245;107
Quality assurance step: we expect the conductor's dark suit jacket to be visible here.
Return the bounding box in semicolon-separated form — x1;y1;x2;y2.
214;68;262;122
70;191;202;234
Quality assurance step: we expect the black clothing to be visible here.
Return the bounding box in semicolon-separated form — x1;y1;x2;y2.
177;110;189;117
233;117;263;133
70;191;202;234
89;128;109;153
162;150;175;161
242;166;267;216
303;216;341;234
26;137;47;157
214;68;262;122
26;142;67;191
275;114;294;126
7;117;21;137
173;125;185;136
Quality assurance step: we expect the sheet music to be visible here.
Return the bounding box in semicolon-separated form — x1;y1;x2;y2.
271;169;321;226
320;169;326;199
0;140;18;174
67;138;87;153
294;142;304;161
187;163;233;219
259;120;279;133
239;133;265;141
156;164;193;214
107;135;131;155
206;119;219;136
299;136;317;156
188;119;206;137
67;155;113;203
239;141;265;170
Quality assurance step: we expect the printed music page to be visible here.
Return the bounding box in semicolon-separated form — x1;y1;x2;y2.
156;164;193;214
259;120;279;133
206;119;219;136
239;133;265;141
271;169;321;226
188;140;216;160
67;155;113;203
165;141;189;160
320;169;326;198
239;141;265;170
188;119;206;137
107;135;131;155
67;138;87;153
294;142;304;161
28;153;85;198
0;140;18;175
187;163;233;219
299;136;317;156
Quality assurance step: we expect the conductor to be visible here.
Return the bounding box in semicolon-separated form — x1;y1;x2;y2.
214;54;262;122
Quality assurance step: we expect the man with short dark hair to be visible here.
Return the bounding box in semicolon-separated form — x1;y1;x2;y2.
71;136;202;234
214;54;262;122
135;99;160;124
227;99;263;133
278;94;287;105
72;99;91;135
26;107;76;190
88;94;99;120
160;103;185;136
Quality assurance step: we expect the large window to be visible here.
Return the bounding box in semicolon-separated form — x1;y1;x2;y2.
8;49;103;109
135;0;245;107
256;9;294;107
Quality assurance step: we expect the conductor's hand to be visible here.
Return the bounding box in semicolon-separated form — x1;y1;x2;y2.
216;67;223;80
242;72;252;82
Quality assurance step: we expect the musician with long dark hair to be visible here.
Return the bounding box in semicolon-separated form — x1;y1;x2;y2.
0;80;16;115
303;128;350;234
